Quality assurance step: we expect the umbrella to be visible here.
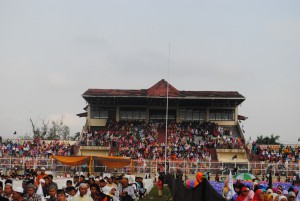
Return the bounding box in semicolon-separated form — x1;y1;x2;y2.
233;173;256;181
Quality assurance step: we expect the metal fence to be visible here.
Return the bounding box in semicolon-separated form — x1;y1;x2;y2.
1;157;299;178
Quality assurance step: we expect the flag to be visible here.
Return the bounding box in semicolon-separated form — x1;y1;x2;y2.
36;183;45;201
227;171;236;200
232;155;237;160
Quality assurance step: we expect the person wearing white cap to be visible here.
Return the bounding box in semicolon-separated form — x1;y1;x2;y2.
12;187;24;201
34;167;48;187
73;184;93;201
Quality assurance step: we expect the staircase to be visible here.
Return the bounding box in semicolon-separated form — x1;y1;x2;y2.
109;141;118;156
207;148;218;162
157;127;166;143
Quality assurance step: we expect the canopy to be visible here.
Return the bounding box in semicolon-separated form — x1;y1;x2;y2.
51;156;91;166
94;156;132;168
50;155;132;174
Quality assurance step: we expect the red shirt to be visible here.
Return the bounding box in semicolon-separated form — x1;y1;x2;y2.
157;180;163;190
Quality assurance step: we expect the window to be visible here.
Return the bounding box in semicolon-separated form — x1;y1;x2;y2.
179;109;206;121
120;109;146;120
209;109;234;121
91;106;109;119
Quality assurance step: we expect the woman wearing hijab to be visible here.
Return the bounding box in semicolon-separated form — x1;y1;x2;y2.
246;189;255;201
265;189;274;201
236;187;249;201
271;193;279;201
278;196;287;201
252;189;265;201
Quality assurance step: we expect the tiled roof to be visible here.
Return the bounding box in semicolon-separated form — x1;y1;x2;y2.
82;79;245;99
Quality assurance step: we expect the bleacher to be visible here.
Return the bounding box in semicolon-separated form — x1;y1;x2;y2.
78;121;247;164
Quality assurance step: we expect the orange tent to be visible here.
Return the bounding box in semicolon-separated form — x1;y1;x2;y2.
50;155;132;174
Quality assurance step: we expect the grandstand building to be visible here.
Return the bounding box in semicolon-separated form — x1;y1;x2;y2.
78;79;245;128
77;79;248;162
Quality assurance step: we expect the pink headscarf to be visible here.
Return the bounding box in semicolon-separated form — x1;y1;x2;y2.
245;190;255;201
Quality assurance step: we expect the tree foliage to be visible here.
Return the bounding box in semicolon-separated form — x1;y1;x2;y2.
29;117;73;140
255;134;280;145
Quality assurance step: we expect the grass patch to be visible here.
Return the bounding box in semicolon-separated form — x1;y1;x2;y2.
142;185;172;201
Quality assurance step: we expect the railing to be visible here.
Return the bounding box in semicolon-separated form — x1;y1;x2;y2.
1;157;299;178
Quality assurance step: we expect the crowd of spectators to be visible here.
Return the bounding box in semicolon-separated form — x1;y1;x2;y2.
1;138;76;158
80;120;244;162
251;142;300;163
0;120;244;165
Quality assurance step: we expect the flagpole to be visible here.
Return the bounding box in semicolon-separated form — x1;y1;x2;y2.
165;44;170;175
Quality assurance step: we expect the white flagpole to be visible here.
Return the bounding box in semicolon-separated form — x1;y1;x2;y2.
165;44;170;175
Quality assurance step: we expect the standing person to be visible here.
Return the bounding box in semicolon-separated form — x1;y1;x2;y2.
0;181;8;201
73;176;79;188
236;187;249;201
74;184;93;201
3;183;13;201
119;179;135;201
25;174;34;185
24;183;43;201
136;177;146;199
0;182;5;196
57;190;67;201
66;187;76;201
108;188;119;201
99;180;111;195
46;187;57;201
75;176;85;188
48;175;58;190
90;184;110;201
252;189;264;201
65;181;73;193
34;167;48;187
215;174;220;182
88;177;95;186
156;177;163;197
106;177;117;189
12;187;24;201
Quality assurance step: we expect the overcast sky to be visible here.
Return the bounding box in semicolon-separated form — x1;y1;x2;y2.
0;1;299;143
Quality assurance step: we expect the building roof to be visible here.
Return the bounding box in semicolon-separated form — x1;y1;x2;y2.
82;79;245;99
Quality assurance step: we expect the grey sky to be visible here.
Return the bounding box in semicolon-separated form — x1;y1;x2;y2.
0;1;299;143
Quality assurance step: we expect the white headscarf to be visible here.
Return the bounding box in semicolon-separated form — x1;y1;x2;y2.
271;193;279;201
278;195;287;201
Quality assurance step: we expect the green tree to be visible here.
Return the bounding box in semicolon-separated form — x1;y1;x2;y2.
256;134;280;145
